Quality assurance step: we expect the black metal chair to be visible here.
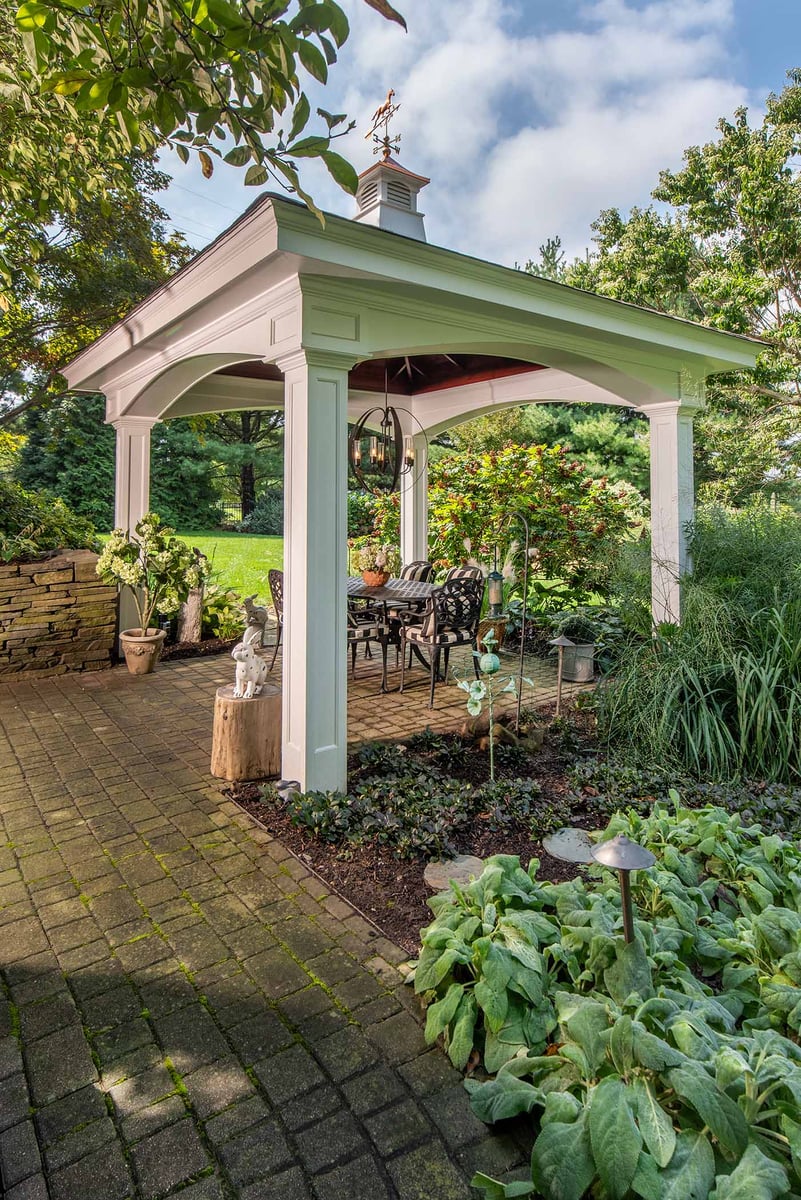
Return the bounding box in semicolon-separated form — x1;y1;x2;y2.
347;607;390;692
267;569;284;671
399;576;484;707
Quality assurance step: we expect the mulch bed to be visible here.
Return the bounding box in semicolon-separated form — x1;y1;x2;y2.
227;711;599;957
161;636;238;661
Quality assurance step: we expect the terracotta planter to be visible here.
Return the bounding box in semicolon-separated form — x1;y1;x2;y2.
361;570;390;587
120;628;167;675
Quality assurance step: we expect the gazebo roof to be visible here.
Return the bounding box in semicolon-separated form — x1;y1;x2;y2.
65;190;762;397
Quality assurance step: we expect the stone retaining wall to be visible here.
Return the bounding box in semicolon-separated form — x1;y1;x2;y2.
0;550;117;677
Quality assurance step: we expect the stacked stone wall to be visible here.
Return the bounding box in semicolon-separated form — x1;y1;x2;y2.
0;550;117;677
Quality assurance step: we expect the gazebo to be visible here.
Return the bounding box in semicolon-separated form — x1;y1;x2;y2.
63;154;761;793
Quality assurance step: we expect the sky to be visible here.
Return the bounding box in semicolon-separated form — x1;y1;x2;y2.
159;0;801;269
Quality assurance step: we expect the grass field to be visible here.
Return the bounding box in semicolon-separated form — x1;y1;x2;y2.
177;531;283;599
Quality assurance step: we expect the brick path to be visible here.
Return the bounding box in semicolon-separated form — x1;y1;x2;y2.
0;657;530;1199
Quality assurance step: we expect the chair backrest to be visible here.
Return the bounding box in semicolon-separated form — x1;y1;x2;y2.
445;565;483;582
400;560;434;583
423;577;484;637
268;569;284;619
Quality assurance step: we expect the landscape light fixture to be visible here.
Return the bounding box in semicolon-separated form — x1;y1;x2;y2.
590;834;656;943
348;368;427;494
547;634;573;717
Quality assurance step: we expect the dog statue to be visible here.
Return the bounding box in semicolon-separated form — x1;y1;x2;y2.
232;636;269;698
242;594;269;647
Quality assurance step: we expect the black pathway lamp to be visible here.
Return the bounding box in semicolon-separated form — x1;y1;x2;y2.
590;835;656;944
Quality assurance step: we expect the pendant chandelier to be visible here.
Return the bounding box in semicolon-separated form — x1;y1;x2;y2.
348;368;428;494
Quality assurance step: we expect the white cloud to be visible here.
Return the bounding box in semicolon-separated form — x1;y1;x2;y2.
161;0;753;265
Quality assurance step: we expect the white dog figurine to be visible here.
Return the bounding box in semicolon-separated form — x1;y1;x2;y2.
232;638;268;698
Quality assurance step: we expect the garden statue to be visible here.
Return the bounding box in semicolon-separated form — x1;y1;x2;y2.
242;594;268;646
231;631;269;698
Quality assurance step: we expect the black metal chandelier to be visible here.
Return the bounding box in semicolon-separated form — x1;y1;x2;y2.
347;371;427;494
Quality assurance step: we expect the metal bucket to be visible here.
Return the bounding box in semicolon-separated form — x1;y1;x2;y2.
562;642;595;683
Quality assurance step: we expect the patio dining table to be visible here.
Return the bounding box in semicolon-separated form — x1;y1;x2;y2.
347;576;436;684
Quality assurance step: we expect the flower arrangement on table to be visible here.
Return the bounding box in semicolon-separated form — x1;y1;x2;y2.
349;538;401;586
97;512;209;635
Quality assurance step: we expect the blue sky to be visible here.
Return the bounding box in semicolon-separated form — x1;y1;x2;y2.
159;0;801;267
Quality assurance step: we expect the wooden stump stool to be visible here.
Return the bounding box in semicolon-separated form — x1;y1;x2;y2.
211;684;281;781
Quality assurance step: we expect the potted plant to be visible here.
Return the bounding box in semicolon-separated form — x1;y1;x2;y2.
97;513;209;674
349;539;400;587
550;611;598;682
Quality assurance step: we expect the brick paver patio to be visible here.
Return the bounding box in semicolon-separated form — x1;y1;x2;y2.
0;651;538;1199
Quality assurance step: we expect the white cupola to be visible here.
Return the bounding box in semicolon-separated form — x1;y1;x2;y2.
354;155;429;242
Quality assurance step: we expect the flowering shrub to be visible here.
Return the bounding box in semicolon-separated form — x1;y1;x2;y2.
96;512;209;633
429;445;644;594
348;538;400;575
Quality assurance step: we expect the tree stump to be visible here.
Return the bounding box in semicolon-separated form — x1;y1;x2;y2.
177;586;204;643
211;684;281;781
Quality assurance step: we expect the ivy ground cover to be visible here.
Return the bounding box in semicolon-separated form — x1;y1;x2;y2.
414;800;801;1199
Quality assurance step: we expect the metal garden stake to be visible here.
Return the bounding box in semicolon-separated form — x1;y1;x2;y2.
590;834;656;943
548;634;573;717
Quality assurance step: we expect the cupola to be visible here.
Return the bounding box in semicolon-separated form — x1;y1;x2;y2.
354;155;429;241
356;89;429;241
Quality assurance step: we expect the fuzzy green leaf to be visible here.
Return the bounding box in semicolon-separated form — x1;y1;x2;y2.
709;1144;789;1200
588;1077;642;1199
631;1077;677;1168
531;1111;596;1200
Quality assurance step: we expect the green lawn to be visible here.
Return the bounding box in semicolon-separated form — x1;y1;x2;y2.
177;531;283;599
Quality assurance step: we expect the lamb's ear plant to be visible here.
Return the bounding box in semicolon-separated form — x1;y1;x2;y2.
413;802;801;1198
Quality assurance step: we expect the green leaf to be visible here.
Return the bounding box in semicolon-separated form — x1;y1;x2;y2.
475;979;509;1034
322;150;359;194
608;1013;635;1074
467;1073;543;1124
603;938;654;1004
223;145;252;166
667;1065;748;1156
297;38;328;83
631;1151;663;1200
447;992;478;1070
288;135;329;158
631;1077;676;1168
414;945;460;992
709;1144;789;1200
288;92;311;142
561;997;609;1076
531;1111;596;1200
424;982;464;1044
588;1077;642;1199
661;1130;716;1200
631;1021;685;1071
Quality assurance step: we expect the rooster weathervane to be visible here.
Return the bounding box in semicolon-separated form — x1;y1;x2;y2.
364;89;402;159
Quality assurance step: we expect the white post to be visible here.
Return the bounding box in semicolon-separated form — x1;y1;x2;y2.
112;416;157;634
112;416;156;531
400;432;428;565
648;401;696;626
277;350;352;792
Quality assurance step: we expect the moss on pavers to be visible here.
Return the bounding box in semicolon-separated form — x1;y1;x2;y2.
387;1142;473;1200
1;657;526;1199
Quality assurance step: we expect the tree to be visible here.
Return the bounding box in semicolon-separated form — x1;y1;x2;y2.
2;0;405;300
561;74;801;504
1;153;192;414
16;394;221;530
448;404;650;494
201;410;284;518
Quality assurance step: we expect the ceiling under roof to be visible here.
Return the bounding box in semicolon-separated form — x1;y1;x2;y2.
218;353;543;396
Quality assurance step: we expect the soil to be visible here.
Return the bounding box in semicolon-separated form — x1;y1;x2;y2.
161;636;238;661
227;709;600;957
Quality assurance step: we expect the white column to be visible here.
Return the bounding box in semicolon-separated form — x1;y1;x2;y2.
648;401;696;626
400;433;428;565
277;350;353;792
112;416;156;531
112;416;157;635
